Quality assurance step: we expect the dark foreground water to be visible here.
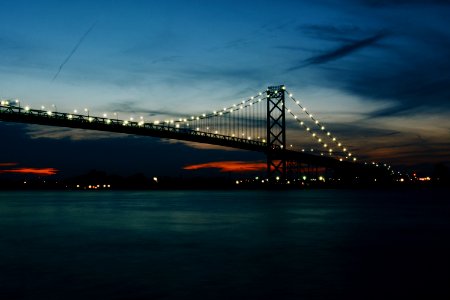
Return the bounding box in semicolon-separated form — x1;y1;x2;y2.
0;189;449;300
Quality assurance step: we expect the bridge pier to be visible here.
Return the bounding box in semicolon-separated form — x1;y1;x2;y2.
266;85;287;183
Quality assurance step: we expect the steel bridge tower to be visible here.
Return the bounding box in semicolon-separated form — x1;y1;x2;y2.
266;85;286;182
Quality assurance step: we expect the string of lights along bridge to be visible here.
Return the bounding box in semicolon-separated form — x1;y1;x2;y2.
0;85;403;183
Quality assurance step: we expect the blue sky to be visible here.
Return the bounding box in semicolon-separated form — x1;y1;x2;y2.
1;0;449;176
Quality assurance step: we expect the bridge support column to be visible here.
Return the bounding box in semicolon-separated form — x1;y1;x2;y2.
266;85;286;183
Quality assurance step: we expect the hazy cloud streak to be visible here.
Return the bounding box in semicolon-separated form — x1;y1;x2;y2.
289;31;388;71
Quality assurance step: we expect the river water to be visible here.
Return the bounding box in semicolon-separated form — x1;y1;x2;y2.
1;189;449;299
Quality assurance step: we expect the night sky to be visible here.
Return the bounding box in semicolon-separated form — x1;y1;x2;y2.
1;0;449;178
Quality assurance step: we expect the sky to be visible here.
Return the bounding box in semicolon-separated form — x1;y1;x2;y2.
1;0;450;178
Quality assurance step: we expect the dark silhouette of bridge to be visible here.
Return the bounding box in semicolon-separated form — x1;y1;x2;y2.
0;85;398;183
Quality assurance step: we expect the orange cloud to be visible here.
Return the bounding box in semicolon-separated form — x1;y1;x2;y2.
0;168;58;176
184;161;266;172
0;162;18;167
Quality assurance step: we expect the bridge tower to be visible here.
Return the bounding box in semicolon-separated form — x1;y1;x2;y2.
266;85;286;182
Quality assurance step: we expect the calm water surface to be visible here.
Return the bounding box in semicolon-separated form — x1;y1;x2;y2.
1;189;449;299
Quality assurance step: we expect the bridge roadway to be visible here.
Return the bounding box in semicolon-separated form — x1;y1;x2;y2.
0;105;352;168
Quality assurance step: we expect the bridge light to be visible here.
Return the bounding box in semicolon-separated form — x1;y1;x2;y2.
310;114;313;118
343;148;347;152
315;120;319;124
302;149;305;152
303;107;306;111
41;106;45;110
202;114;206;117
183;118;187;122
191;116;194;119
89;117;93;122
140;116;144;120
318;138;321;142
213;111;217;114
306;127;310;131
25;106;30;111
196;127;199;131
219;112;223;115
324;144;327;147
242;100;245;104
339;158;343;162
175;124;180;128
287;109;291;112
294;115;297;119
296;101;300;104
240;106;243;109
196;116;199;120
321;126;325;130
103;113;107;117
349;153;352;156
353;158;357;161
300;121;304;125
338;143;342;146
106;119;111;124
68;114;73;119
289;94;293;97
47;111;52;116
259;92;262;96
258;99;261;102
310;149;314;152
154;120;159;125
214;131;218;134
262;139;266;143
329;148;333;152
312;133;316;137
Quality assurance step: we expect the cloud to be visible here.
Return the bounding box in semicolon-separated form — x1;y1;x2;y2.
358;0;450;7
0;162;18;167
26;125;127;141
288;31;389;71
102;100;180;118
0;167;58;176
184;160;266;172
0;161;58;176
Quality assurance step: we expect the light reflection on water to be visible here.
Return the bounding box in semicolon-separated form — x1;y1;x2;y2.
0;189;449;299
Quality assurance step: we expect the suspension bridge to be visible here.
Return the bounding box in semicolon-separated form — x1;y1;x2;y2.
0;85;398;183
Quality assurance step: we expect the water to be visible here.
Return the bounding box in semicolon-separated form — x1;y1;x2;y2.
1;189;449;299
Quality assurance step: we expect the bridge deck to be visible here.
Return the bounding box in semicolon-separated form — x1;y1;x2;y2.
0;104;351;167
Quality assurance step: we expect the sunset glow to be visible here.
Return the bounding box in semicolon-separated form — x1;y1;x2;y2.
0;168;58;176
184;161;266;173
